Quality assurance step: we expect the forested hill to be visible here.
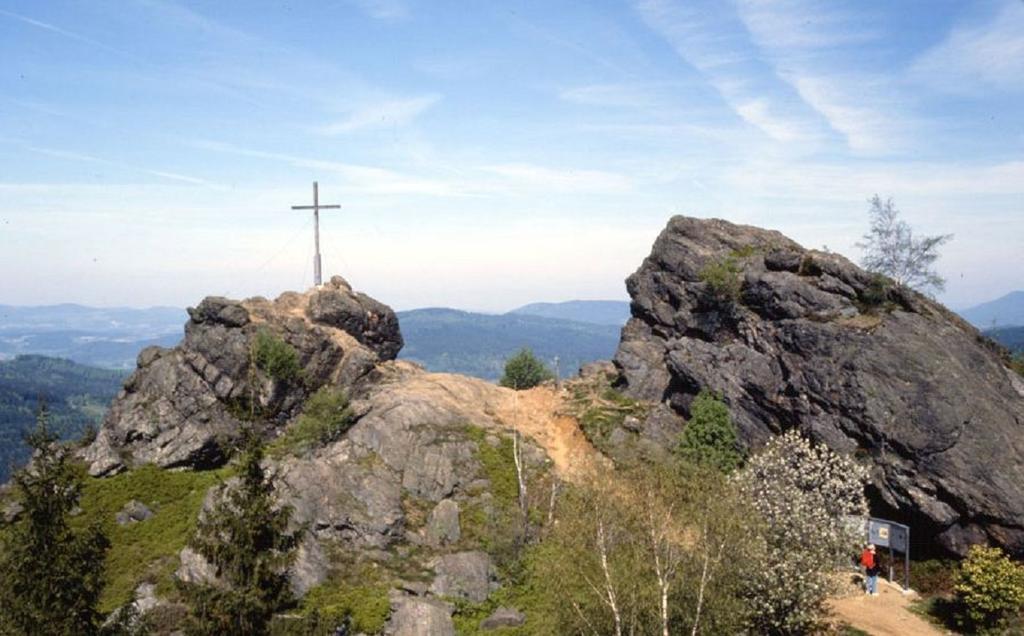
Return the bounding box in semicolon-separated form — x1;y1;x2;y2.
397;308;620;380
986;326;1024;353
0;355;126;481
509;300;631;326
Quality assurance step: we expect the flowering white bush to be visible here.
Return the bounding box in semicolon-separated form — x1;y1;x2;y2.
734;429;868;634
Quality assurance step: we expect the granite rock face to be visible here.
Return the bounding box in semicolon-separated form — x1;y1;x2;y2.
81;276;403;476
614;216;1024;556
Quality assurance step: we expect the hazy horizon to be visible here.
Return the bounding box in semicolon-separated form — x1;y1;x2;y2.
2;1;1022;312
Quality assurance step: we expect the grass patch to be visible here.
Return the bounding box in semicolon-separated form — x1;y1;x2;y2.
74;464;232;613
463;425;518;509
269;387;354;458
566;383;648;456
298;577;390;634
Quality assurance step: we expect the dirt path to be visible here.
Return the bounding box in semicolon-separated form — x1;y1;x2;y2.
378;369;610;483
828;575;947;636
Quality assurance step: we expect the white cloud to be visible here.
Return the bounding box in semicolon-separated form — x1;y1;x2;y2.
789;75;903;154
910;0;1024;93
729;0;909;155
632;0;823;147
316;95;440;135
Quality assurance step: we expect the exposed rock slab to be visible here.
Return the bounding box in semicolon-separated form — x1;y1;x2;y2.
386;595;454;636
614;215;1024;556
81;276;403;476
428;550;497;602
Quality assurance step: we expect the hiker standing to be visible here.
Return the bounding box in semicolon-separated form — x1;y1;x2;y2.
860;544;880;595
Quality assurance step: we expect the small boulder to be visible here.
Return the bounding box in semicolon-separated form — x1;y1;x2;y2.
386;595;454;636
425;499;461;547
116;500;154;525
481;607;526;630
429;551;497;603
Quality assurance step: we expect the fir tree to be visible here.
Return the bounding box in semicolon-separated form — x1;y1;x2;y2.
179;432;301;635
0;404;109;636
500;348;554;390
676;391;743;473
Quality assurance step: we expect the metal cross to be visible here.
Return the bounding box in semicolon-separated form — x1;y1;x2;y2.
291;181;340;287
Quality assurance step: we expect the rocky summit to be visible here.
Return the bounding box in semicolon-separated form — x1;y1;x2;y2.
82;275;403;476
614;216;1024;557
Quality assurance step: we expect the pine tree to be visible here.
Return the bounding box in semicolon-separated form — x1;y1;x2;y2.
0;404;109;636
500;348;554;390
179;432;300;635
675;391;743;473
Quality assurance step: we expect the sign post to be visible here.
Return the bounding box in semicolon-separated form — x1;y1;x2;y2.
868;517;910;591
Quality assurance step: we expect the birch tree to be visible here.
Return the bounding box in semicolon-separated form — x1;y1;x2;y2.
856;195;952;293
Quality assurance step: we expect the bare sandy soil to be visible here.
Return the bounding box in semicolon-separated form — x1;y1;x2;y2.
828;573;948;635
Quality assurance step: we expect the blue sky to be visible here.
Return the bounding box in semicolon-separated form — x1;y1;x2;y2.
1;0;1021;312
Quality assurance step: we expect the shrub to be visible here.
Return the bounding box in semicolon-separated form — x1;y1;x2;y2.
733;430;869;634
858;273;893;312
675;391;743;473
270;388;353;457
953;545;1024;631
252;330;302;384
699;255;743;302
499;348;553;390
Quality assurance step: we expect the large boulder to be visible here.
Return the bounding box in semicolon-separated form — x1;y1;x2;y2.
81;276;403;476
614;216;1024;557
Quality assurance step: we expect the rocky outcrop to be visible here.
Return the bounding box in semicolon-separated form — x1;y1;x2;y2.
614;216;1024;557
81;276;402;476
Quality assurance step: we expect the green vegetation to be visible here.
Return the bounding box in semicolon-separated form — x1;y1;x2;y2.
499;348;554;390
464;426;518;509
675;390;743;473
532;464;760;635
0;411;110;635
856;273;894;313
76;464;231;613
295;577;390;634
269;387;354;458
0;355;125;481
253;330;303;384
699;255;743;302
1010;354;1024;378
567;381;648;457
953;545;1024;632
910;558;957;595
179;433;301;635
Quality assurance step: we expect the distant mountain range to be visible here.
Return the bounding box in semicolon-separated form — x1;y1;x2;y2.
509;300;631;326
0;304;185;369
959;291;1024;329
397;307;621;381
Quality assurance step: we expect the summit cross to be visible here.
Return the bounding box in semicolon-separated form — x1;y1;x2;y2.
291;181;340;287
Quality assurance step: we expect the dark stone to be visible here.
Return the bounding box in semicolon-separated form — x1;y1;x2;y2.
614;215;1024;557
115;499;154;525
